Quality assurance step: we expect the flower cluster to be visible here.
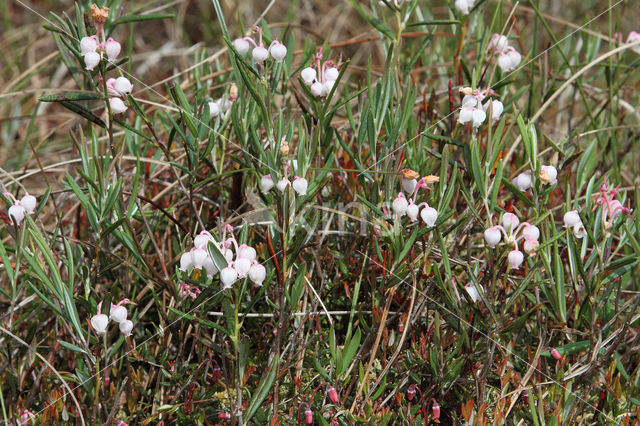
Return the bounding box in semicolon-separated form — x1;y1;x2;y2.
511;164;558;191
5;192;36;226
455;0;475;15
233;26;287;63
179;228;266;289
392;170;439;227
458;88;504;128
484;213;541;269
301;52;340;97
179;282;202;299
488;34;522;72
261;163;308;197
81;34;121;71
90;299;135;337
627;31;640;53
594;177;629;230
208;97;232;119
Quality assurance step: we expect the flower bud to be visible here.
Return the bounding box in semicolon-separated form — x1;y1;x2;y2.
269;41;287;62
8;204;26;225
20;193;37;214
484;226;502;248
512;171;532;191
523;239;539;256
327;386;338;403
234;257;252;278
194;231;214;249
406;202;419;222
233;38;250;55
191;247;208;270
325;67;340;82
252;46;269;63
407;386;416;401
119;319;133;336
563;210;580;228
454;0;474;15
220;266;238;289
261;175;274;193
392;193;408;217
84;51;101;70
464;282;483;303
277;178;290;193
432;401;441;419
249;263;266;286
80;35;98;54
539;165;558;185
310;82;323;97
91;313;109;334
501;213;520;232
110;305;127;323
109;98;127;114
301;67;317;85
114;76;133;96
521;224;540;241
219;412;231;420
550;348;562;360
292;177;308;196
508;250;524;269
208;100;221;118
237;244;257;260
179;251;193;271
280;140;290;156
305;408;313;424
420;205;438;227
105;37;121;61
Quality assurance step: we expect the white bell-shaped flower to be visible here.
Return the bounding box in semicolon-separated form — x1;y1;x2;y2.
512;171;532;191
252;46;269;63
119;320;133;336
234;257;251;278
501;213;520;232
563;210;581;228
179;251;193;271
191;247;208;270
249;262;266;286
233;38;250;55
109;98;127;114
484;226;502;248
420;205;438;227
114;77;133;96
80;35;98;54
105;37;121;61
220;266;238;289
84;51;101;70
110;305;127;323
8;204;26;225
20;193;37;214
508;250;524;269
91;314;109;335
237;244;257;260
269;41;287;62
406;202;420;222
261;175;274;193
301;67;317;85
392;193;409;217
277;178;290;193
292;177;308;196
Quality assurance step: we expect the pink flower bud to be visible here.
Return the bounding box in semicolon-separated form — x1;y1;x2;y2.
237;244;257;260
432;401;441;419
310;82;323;97
420;205;438;227
114;76;133;96
292;177;308;196
277;178;290;193
233;38;250;55
406;201;420;222
301;67;317;85
563;210;580;228
8;203;26;225
305;408;313;424
501;213;520;231
249;262;266;286
91;313;109;334
84;51;101;70
179;251;193;271
220;266;238;289
521;224;540;241
407;386;416;401
252;46;269;63
110;305;127;323
20;193;37;214
105;37;121;61
512;171;532;191
484;226;502;248
234;257;251;278
550;348;562;360
392;193;408;217
269;41;287;62
119;319;133;336
325;67;340;82
327;385;338;403
109;97;127;114
219;412;231;419
261;175;274;193
508;250;524;269
80;35;98;54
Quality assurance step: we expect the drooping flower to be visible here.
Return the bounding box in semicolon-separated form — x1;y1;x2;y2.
464;282;483;303
563;210;581;228
300;52;341;97
109;97;127;114
512;171;532;191
539;165;558;185
484;226;502;248
220;266;238;289
261;174;274;193
80;35;99;54
454;0;475;15
84;51;101;70
420;204;438;227
249;261;266;286
119;319;133;336
91;312;109;335
269;40;287;62
292;177;308;196
8;203;26;225
277;178;290;193
105;37;121;61
458;94;486;128
233;38;250;55
594;177;630;229
392;192;409;217
179;282;202;299
508;249;524;269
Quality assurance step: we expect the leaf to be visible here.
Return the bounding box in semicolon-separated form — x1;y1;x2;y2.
39;93;104;102
338;328;361;377
244;356;278;421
